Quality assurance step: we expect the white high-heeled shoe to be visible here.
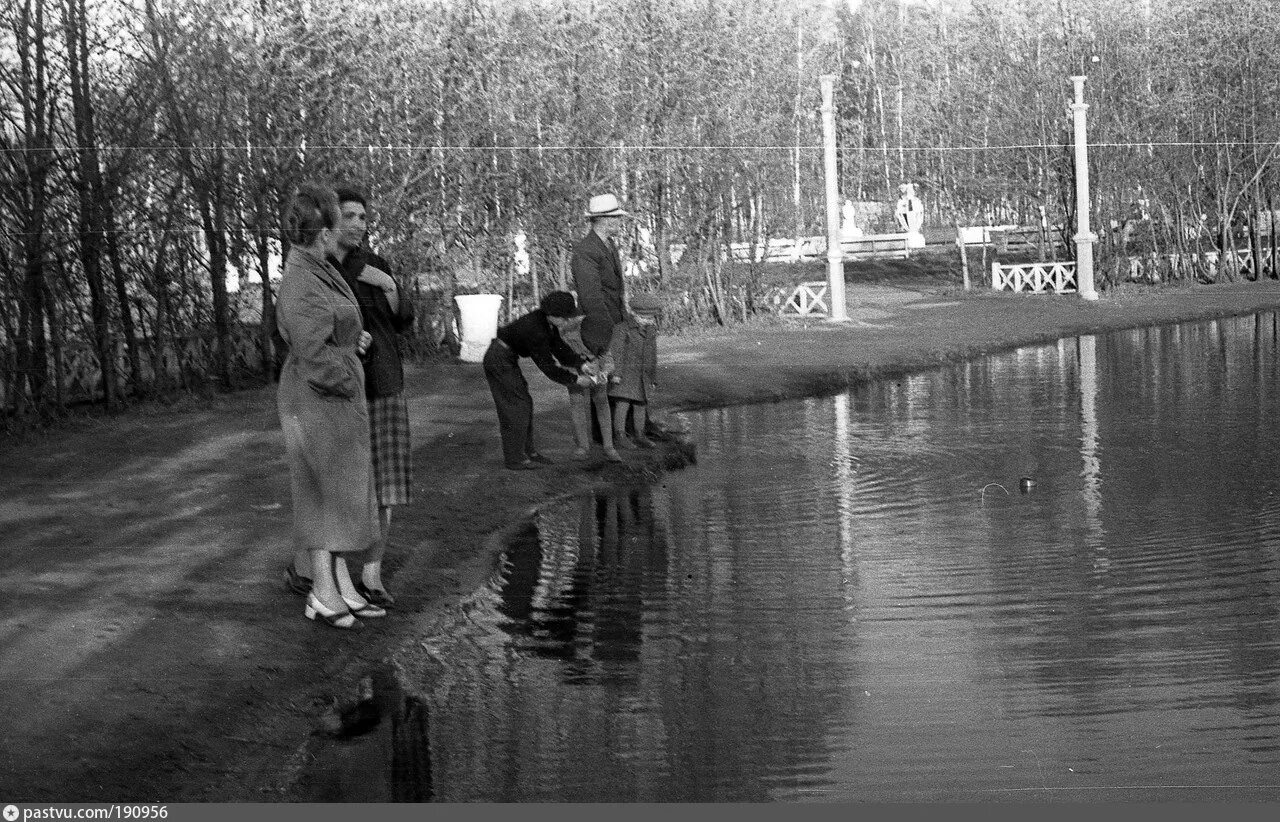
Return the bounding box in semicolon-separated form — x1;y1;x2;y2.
305;594;363;630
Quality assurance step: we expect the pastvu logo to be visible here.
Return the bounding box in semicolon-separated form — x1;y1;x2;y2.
3;805;19;822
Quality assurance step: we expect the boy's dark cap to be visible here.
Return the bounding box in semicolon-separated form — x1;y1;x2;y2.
540;290;582;318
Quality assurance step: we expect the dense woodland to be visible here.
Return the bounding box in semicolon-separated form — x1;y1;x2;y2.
3;0;1280;417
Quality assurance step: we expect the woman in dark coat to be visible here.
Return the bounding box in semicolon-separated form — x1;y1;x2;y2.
276;183;382;629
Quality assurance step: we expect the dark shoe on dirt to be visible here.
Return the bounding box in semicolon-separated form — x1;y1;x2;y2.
355;581;396;609
284;564;313;596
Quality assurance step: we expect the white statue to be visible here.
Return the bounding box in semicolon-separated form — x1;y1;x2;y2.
895;183;925;248
841;199;862;239
512;228;530;279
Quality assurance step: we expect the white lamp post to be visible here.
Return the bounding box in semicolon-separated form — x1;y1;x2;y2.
1070;75;1099;301
820;75;849;321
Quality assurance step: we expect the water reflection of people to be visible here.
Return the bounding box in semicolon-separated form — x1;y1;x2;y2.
390;693;433;801
496;488;663;681
579;492;644;666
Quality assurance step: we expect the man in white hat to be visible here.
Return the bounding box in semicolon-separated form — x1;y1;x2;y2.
570;193;631;449
572;193;630;353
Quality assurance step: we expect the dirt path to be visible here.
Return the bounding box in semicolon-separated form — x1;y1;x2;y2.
4;279;1280;800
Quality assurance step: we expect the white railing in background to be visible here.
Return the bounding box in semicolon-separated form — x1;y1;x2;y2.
841;233;910;260
991;261;1079;294
719;232;913;265
778;281;830;316
1124;247;1276;283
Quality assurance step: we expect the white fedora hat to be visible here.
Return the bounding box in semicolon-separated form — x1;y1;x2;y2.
585;193;628;218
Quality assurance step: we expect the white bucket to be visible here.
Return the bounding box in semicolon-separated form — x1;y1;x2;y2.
455;294;503;363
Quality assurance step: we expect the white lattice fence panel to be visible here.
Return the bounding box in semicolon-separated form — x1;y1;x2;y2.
780;281;830;316
991;262;1078;294
1123;247;1276;282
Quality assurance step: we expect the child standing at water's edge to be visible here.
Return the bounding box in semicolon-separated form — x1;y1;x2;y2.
566;314;622;462
608;295;662;448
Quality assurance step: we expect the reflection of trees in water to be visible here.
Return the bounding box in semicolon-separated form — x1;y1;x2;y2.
416;316;1280;795
982;317;1280;724
660;471;854;800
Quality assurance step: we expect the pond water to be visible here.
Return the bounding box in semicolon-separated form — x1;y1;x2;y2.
399;313;1280;801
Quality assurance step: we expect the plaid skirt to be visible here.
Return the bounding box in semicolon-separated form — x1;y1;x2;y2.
368;393;412;506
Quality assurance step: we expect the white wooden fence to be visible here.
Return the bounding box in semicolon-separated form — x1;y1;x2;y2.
840;233;911;260
725;232;912;264
777;281;831;316
991;261;1079;294
1123;247;1276;283
991;246;1277;295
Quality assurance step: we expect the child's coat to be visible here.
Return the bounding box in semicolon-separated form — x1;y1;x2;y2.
607;317;657;403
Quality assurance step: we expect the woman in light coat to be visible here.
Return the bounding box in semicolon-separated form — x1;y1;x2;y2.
277;183;383;630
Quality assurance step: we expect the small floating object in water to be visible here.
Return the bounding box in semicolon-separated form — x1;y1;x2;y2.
980;483;1010;503
1019;476;1037;494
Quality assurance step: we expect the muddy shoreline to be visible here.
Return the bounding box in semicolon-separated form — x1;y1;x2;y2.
5;279;1280;801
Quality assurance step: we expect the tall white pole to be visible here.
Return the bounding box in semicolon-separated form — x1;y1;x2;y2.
820;75;849;321
794;25;803;256
1071;76;1099;301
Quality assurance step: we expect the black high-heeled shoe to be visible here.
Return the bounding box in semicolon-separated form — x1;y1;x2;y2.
305;594;362;630
355;581;396;609
341;594;387;619
284;564;313;596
